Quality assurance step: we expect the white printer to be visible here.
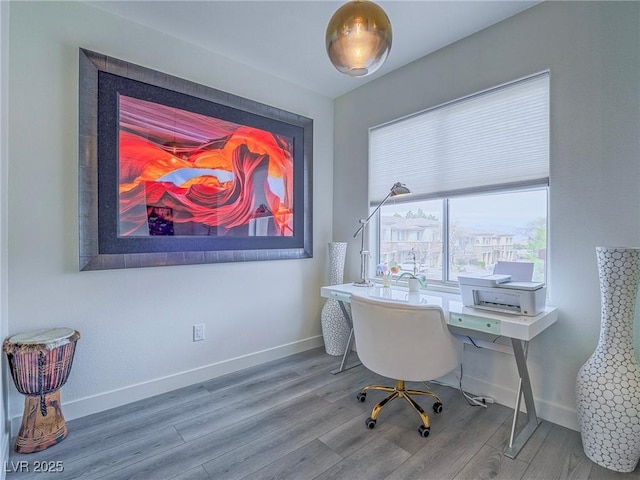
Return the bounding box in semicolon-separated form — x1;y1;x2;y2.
458;262;546;316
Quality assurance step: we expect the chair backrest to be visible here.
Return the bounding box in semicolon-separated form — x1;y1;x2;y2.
350;294;463;382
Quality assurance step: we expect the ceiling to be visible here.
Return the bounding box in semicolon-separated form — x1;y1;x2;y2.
88;1;540;99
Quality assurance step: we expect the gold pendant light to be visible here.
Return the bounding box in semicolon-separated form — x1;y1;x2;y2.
325;0;392;77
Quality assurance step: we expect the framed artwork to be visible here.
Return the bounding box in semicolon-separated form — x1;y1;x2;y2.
78;49;313;271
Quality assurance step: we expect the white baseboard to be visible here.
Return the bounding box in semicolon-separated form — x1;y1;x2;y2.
9;334;580;436
437;370;579;432
11;335;324;435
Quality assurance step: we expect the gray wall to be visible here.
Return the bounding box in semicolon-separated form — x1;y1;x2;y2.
1;0;8;470
6;1;334;426
334;1;640;429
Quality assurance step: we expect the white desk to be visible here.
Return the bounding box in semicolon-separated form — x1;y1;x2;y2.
320;283;558;459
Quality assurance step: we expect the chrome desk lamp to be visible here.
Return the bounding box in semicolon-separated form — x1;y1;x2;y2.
353;182;410;286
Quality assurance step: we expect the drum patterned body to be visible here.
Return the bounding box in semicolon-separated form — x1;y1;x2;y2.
3;328;80;454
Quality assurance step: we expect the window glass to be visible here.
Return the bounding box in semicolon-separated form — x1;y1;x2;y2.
379;200;442;281
449;189;547;282
378;188;547;285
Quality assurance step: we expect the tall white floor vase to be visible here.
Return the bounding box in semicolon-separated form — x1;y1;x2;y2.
576;247;640;472
320;242;351;356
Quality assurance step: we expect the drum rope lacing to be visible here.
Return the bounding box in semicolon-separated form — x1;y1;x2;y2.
37;353;47;417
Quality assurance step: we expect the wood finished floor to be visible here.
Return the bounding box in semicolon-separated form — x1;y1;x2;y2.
7;347;640;480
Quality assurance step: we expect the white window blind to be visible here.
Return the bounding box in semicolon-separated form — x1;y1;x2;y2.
369;72;549;202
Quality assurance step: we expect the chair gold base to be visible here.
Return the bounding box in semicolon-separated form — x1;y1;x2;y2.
358;380;442;433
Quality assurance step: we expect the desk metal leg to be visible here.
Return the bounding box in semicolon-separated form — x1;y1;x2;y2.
504;339;541;459
330;301;361;374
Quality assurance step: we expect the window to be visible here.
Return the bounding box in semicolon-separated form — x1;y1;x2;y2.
370;73;549;285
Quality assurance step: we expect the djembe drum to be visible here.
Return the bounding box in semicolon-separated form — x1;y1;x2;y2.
3;328;80;453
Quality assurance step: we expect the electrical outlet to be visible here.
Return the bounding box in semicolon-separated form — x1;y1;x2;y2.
193;324;205;342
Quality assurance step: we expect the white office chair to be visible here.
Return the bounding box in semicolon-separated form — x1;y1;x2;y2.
350;293;464;437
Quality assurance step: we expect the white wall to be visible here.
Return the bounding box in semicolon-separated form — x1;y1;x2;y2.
1;0;9;471
6;1;334;427
334;1;640;430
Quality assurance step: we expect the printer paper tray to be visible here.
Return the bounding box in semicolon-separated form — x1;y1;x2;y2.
472;301;522;315
474;290;521;313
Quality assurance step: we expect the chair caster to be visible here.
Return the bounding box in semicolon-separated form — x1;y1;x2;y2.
357;392;367;403
433;402;443;414
418;425;430;437
365;417;377;429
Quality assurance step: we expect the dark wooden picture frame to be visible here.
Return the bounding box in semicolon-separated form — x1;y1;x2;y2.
79;49;313;271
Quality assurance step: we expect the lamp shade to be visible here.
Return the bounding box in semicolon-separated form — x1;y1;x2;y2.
390;182;410;196
325;0;392;77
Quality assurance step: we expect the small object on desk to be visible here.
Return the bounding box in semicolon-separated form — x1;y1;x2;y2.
3;327;80;453
457;273;511;288
458;261;546;316
493;261;534;281
458;275;546;316
458;262;547;316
